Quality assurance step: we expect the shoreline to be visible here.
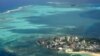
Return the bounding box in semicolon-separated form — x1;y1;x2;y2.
65;51;100;56
36;35;100;56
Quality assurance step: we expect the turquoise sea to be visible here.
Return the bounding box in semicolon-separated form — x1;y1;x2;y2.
0;0;100;56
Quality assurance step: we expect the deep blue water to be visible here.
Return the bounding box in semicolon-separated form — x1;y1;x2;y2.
1;0;100;12
0;49;16;56
0;0;45;12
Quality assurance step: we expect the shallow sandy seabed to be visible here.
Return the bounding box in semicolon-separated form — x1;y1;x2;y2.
65;51;100;56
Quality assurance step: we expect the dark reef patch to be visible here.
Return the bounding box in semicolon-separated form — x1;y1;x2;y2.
9;27;85;35
25;13;78;27
26;15;68;27
80;9;100;20
9;28;55;34
85;22;100;37
0;49;16;56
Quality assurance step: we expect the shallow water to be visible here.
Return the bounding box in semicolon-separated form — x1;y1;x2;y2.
0;0;100;56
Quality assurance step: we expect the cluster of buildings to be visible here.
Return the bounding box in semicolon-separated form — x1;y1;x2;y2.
36;35;100;53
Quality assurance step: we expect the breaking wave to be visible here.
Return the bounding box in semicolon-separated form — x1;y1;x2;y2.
3;7;23;14
2;4;100;15
2;5;32;14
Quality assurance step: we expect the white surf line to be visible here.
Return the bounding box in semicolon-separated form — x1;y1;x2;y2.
82;6;100;10
2;5;32;14
1;5;100;15
47;1;69;5
3;7;23;14
91;7;100;10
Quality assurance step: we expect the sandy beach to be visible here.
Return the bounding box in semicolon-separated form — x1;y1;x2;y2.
89;52;100;56
66;51;100;56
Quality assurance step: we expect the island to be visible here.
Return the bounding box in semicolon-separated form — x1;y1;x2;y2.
36;35;100;56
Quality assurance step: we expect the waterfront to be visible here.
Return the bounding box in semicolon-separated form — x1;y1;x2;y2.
36;35;100;53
